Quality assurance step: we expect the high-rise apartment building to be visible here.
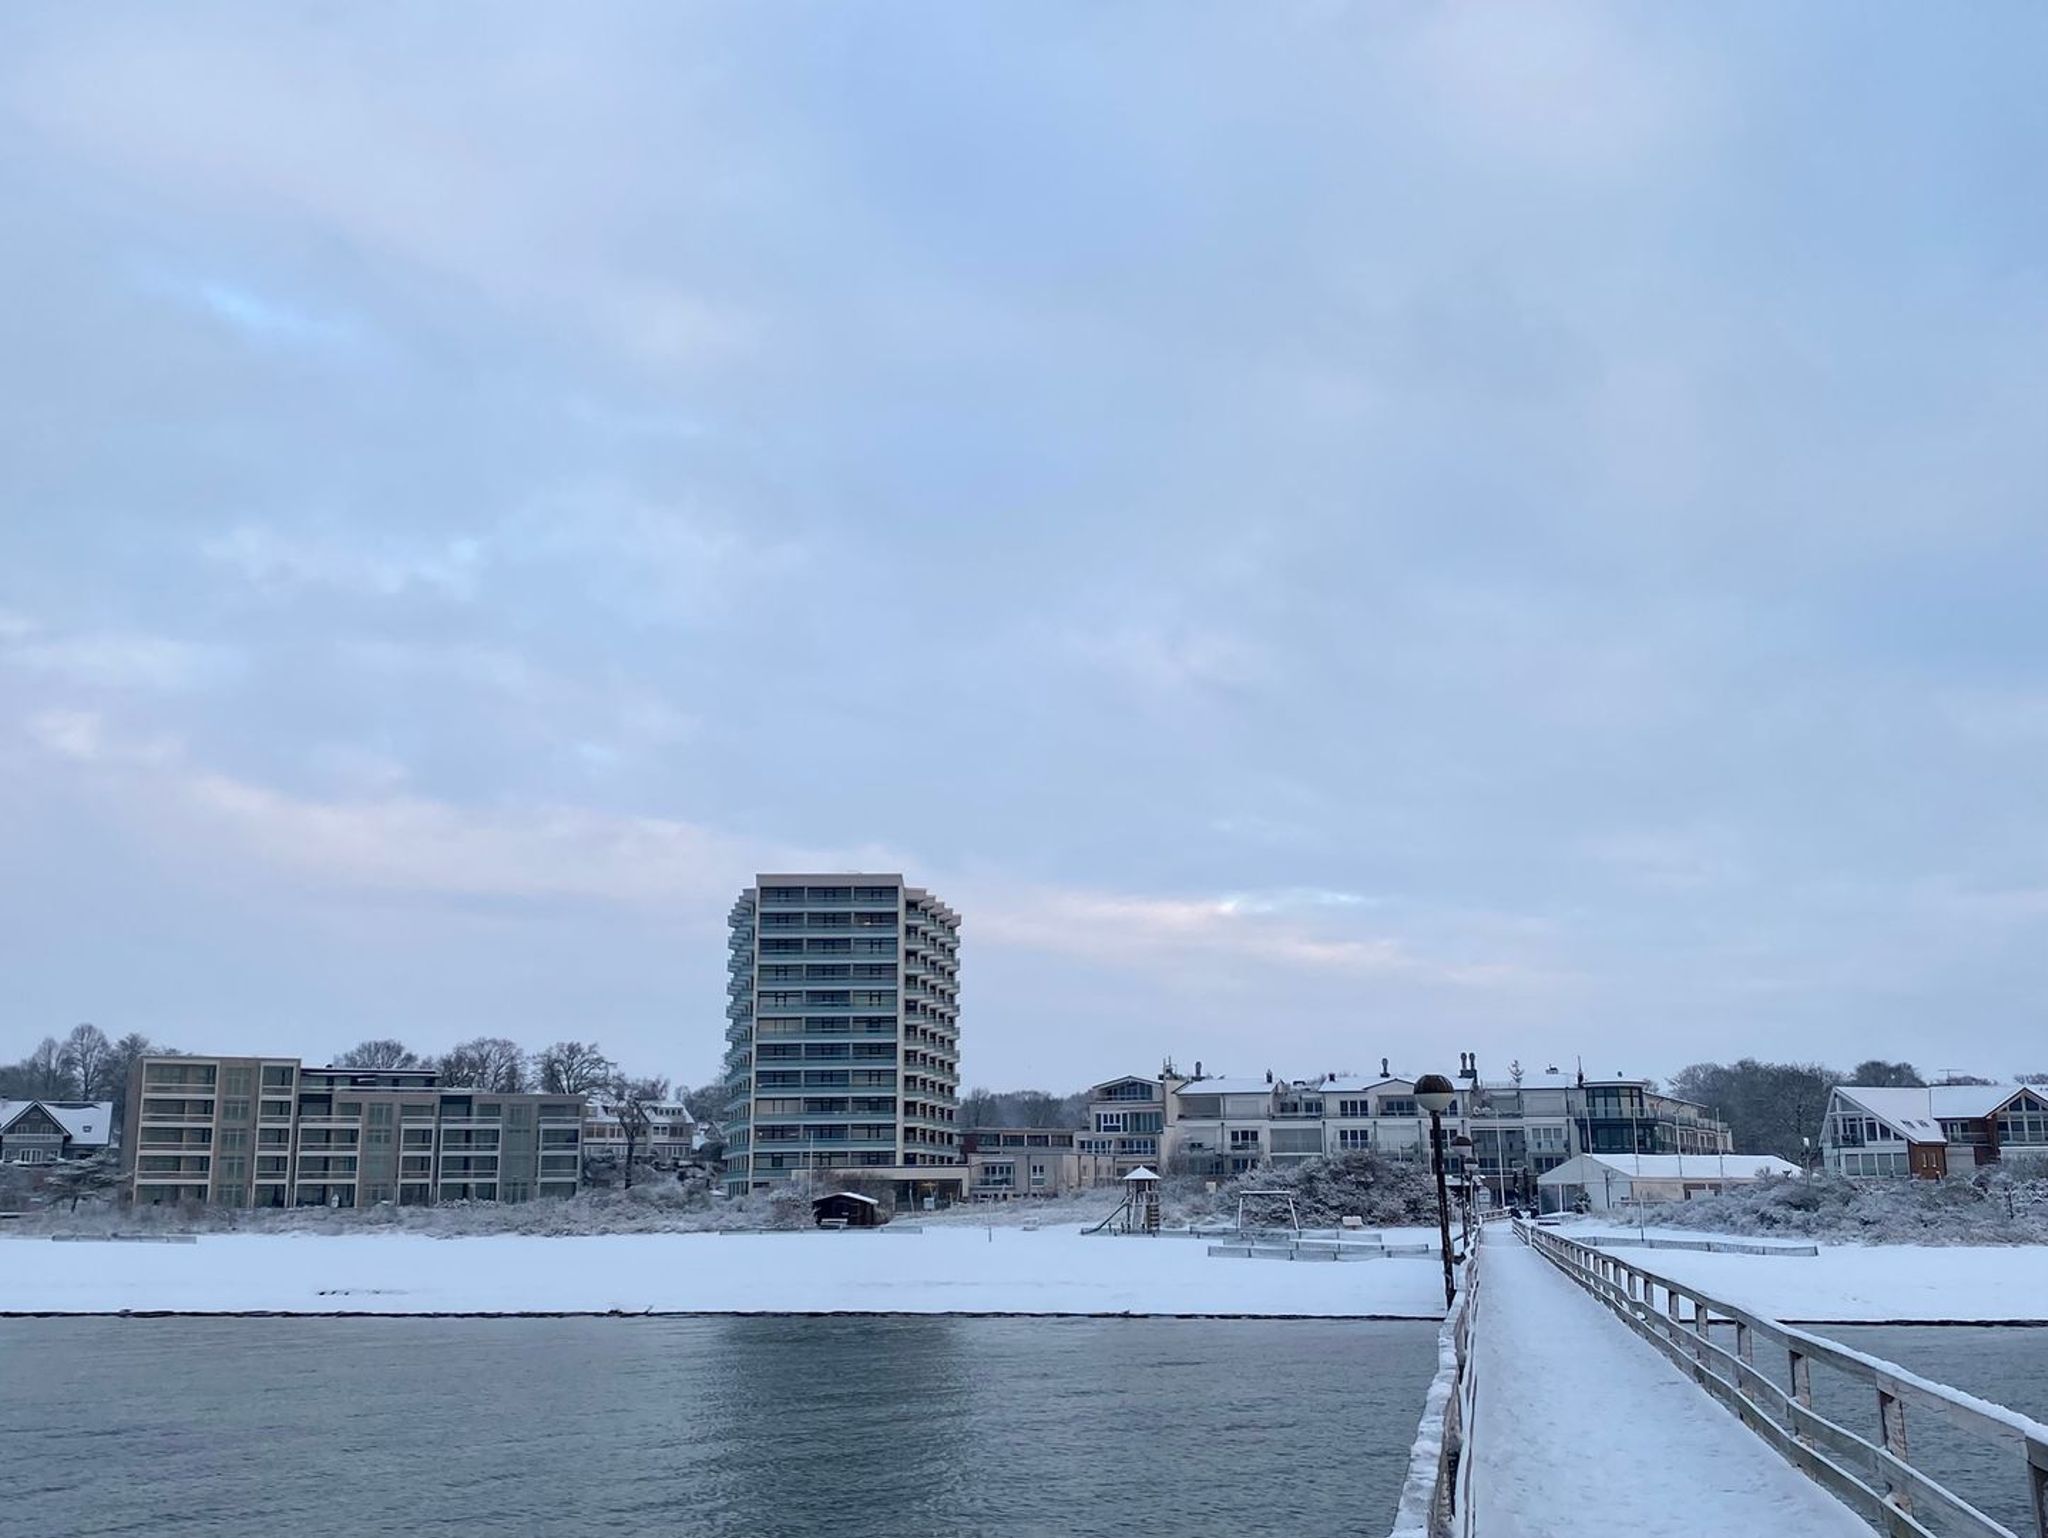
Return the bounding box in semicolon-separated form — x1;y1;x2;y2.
722;874;963;1201
119;1056;585;1208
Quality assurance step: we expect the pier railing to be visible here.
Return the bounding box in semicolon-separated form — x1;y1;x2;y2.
1387;1253;1479;1538
1516;1220;2048;1538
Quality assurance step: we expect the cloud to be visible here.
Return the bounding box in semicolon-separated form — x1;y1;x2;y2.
25;709;180;766
971;883;1541;992
204;526;484;601
5;629;239;691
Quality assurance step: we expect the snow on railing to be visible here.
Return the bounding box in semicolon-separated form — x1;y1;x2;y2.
1515;1220;2048;1538
1386;1250;1478;1538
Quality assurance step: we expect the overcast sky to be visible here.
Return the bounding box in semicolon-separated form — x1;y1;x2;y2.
4;5;2047;1094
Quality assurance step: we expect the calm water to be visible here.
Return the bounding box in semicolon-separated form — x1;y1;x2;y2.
1804;1326;2048;1537
0;1316;1436;1538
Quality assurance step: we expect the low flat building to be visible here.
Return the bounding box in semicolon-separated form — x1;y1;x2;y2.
1821;1083;2048;1179
1538;1153;1799;1212
0;1100;115;1164
963;1128;1108;1198
119;1055;585;1208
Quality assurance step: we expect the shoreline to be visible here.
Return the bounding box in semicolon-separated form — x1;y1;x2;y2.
0;1306;1442;1321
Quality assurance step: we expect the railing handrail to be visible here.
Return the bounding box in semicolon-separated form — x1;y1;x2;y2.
1387;1252;1480;1538
1514;1219;2048;1538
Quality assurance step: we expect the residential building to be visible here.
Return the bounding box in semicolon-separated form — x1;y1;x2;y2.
964;1128;1108;1198
1075;1057;1733;1195
1537;1153;1800;1212
1820;1083;2048;1179
1080;1075;1172;1177
119;1056;585;1207
0;1100;115;1164
582;1099;700;1170
721;874;964;1202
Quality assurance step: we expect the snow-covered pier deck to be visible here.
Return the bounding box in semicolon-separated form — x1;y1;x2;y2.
1466;1238;1872;1537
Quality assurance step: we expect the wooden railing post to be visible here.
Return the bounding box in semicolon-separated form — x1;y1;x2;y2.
1789;1348;1813;1449
2028;1439;2047;1538
1877;1389;1912;1515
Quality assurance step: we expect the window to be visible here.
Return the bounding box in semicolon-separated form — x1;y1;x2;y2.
1229;1129;1261;1149
260;1065;295;1088
1336;1099;1372;1118
260;1098;292;1120
221;1098;251;1121
1380;1097;1418;1118
1338;1129;1372;1150
1096;1113;1125;1133
223;1067;254;1096
220;1129;250;1151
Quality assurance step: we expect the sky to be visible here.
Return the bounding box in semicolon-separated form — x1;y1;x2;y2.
4;4;2048;1095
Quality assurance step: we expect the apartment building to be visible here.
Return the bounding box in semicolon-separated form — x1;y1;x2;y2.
1077;1059;1733;1202
721;874;964;1202
1821;1083;2048;1179
119;1056;585;1207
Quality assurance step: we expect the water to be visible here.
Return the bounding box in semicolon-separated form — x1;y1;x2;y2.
0;1316;1436;1538
1801;1326;2048;1537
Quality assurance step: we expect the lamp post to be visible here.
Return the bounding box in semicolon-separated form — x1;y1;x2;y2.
1451;1131;1475;1249
1416;1073;1459;1309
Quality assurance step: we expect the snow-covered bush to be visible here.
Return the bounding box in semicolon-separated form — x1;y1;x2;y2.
3;1175;813;1238
1178;1152;1440;1229
1627;1169;2048;1246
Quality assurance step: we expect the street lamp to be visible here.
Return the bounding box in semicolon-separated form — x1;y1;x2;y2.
1415;1073;1459;1309
1450;1131;1475;1249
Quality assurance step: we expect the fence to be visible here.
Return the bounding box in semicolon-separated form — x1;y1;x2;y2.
1386;1253;1479;1538
1516;1220;2048;1538
1576;1232;1819;1258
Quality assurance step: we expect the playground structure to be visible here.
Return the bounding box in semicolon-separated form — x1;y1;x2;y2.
1084;1166;1163;1234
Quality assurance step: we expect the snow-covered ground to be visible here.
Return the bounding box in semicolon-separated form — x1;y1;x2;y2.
0;1225;1451;1317
1560;1222;2048;1321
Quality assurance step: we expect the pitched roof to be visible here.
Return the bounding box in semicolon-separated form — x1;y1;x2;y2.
0;1099;114;1146
1833;1084;2026;1141
1540;1154;1798;1183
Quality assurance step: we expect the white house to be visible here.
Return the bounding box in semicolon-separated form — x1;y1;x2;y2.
1538;1153;1798;1212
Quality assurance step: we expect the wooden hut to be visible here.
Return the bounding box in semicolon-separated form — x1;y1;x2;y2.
812;1191;885;1228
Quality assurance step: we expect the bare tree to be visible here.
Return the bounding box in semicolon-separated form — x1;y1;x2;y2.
602;1072;670;1187
535;1040;615;1095
438;1036;529;1092
21;1037;67;1098
103;1032;159;1131
333;1039;422;1070
58;1024;114;1100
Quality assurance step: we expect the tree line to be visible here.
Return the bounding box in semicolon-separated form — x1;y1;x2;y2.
1;1026;723;1125
1668;1057;2048;1163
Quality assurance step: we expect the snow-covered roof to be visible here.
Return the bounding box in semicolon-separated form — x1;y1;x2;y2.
813;1190;878;1205
1833;1085;2024;1142
0;1100;114;1146
1538;1154;1798;1184
1478;1072;1575;1092
1313;1075;1413;1094
1176;1078;1277;1097
1123;1166;1160;1181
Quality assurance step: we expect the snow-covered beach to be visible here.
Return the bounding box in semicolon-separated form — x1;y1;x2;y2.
0;1225;1452;1318
1564;1224;2048;1322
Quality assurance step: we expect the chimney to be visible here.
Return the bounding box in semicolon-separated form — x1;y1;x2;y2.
1381;1056;1390;1078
